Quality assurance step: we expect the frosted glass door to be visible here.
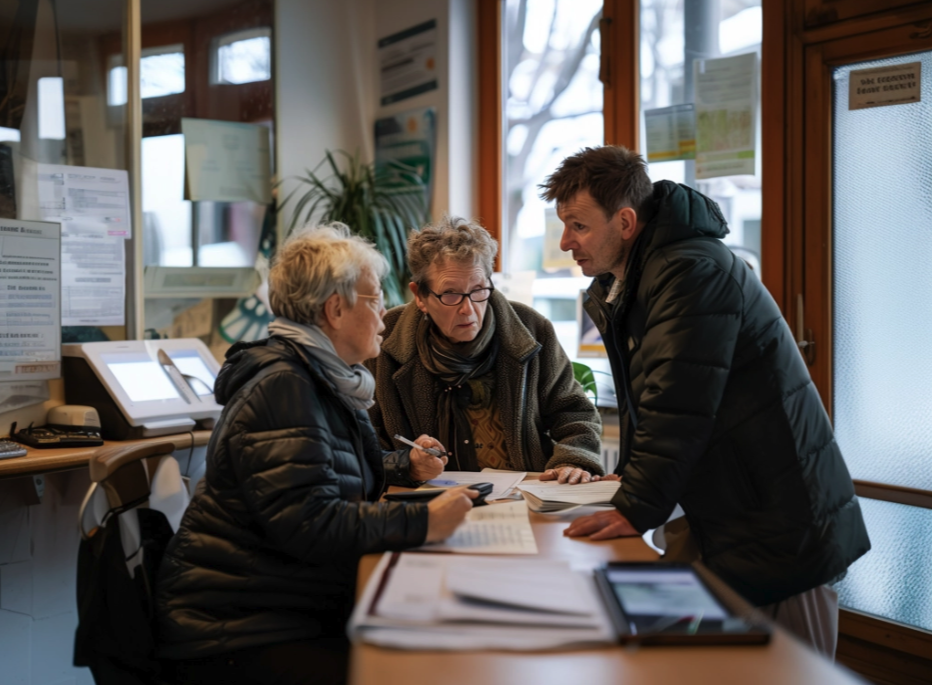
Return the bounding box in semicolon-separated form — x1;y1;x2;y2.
832;49;932;630
832;50;932;491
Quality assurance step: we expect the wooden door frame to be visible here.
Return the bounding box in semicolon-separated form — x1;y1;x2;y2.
800;17;932;413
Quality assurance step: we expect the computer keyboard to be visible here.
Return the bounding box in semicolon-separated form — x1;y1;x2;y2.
0;440;28;459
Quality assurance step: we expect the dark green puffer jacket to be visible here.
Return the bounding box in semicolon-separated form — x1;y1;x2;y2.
156;337;428;659
585;181;870;606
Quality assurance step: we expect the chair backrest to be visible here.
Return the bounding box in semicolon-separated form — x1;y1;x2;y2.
74;441;182;685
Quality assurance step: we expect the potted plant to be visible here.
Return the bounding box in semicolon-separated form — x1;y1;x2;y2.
280;150;428;307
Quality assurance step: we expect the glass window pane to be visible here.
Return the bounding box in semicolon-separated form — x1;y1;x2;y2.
832;50;932;491
639;0;762;274
835;498;932;631
502;0;603;358
216;30;272;85
139;48;186;98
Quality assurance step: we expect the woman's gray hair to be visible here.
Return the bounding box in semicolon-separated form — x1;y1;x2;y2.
268;222;388;326
407;215;499;287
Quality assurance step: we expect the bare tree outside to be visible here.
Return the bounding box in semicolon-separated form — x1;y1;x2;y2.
502;0;603;275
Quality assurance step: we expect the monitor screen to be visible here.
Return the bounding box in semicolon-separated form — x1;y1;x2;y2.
577;290;607;358
168;350;216;396
102;354;181;403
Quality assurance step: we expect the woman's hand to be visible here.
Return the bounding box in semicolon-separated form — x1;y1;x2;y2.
409;434;449;481
540;464;593;484
425;486;477;543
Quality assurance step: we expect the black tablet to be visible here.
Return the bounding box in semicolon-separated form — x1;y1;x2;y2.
594;562;771;645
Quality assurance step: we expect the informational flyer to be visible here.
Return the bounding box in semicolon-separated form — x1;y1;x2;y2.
644;103;696;163
0;218;61;382
0;381;50;413
60;233;125;326
36;164;131;238
693;52;758;179
35;164;126;326
379;20;438;106
375;106;436;212
182;118;272;204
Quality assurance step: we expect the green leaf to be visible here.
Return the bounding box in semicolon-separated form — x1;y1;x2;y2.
572;362;598;404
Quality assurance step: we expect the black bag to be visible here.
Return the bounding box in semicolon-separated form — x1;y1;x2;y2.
74;507;174;685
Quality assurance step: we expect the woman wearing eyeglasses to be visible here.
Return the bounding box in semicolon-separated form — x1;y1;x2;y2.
366;216;604;483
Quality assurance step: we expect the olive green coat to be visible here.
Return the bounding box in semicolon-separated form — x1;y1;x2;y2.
366;291;604;474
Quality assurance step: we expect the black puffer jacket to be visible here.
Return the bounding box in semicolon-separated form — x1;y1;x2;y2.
586;181;870;606
156;337;429;660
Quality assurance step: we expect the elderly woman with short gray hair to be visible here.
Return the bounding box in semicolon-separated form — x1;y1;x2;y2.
156;223;475;685
367;216;604;483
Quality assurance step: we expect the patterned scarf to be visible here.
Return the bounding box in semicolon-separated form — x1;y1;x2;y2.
268;317;376;411
415;306;498;471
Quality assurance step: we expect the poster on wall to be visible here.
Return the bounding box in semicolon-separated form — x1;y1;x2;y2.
693;52;757;180
375;106;436;213
379;20;438;106
644;103;696;163
0;218;61;381
182;118;272;204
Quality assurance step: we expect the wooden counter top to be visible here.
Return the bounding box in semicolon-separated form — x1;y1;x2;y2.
0;430;212;479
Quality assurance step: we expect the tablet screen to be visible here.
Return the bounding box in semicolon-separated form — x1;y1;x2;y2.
102;355;181;403
605;566;751;635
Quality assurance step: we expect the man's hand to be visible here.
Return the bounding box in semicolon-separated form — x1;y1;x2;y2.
591;473;621;482
425;486;477;543
563;509;638;540
540;464;593;484
409;434;448;481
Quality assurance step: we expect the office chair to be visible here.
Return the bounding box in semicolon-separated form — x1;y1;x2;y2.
74;441;188;685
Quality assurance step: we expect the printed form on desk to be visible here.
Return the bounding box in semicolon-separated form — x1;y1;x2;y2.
349;552;615;650
423;469;526;500
417;500;537;555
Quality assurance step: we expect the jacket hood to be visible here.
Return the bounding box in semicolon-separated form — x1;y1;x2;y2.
642;180;730;252
214;338;297;405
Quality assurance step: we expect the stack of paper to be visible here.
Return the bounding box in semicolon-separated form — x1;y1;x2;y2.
416;500;538;554
350;553;615;650
517;481;621;513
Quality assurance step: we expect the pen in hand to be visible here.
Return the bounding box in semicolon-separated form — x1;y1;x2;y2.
393;434;447;458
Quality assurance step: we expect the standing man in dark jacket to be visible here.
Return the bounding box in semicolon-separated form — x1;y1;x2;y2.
542;146;869;657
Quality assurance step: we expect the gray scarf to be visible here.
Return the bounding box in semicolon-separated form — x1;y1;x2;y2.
268;316;376;410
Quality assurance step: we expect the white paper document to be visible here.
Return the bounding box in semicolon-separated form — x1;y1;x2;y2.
418;500;538;555
0;218;61;381
517;481;621;513
35;164;127;326
694;52;758;179
182;118;272;204
36;164;131;238
424;469;527;500
350;552;615;650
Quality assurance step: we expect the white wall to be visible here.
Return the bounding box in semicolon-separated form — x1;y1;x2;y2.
374;0;477;221
274;0;376;226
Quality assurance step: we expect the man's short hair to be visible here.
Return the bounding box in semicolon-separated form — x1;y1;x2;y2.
539;145;653;219
268;222;388;326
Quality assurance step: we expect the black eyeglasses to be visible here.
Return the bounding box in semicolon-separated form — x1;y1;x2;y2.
425;285;494;307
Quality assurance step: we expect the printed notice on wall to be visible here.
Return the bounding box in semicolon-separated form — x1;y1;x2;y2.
36;164;131;238
0;218;62;382
849;62;921;111
694;52;758;180
182;118;272;204
379;20;438;106
645;104;696;163
35;165;126;326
